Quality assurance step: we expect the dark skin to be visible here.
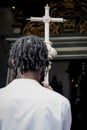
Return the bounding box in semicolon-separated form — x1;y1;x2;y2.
12;59;53;90
18;68;53;90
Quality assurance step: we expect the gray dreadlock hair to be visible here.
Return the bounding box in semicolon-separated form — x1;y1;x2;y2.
8;35;49;78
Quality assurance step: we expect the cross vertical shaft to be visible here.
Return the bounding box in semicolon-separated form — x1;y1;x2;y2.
27;4;67;43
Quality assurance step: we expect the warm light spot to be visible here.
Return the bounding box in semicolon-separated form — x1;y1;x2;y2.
12;6;15;9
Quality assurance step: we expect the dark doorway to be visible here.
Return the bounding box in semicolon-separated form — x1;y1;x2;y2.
68;59;87;130
49;59;87;130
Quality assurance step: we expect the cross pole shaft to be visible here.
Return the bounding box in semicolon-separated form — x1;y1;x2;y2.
26;4;67;84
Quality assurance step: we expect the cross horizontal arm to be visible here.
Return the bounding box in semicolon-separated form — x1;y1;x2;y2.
27;17;43;22
50;18;67;22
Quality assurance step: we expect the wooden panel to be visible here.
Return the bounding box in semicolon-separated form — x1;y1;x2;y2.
50;34;87;60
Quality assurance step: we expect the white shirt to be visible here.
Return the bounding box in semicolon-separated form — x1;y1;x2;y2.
0;79;72;130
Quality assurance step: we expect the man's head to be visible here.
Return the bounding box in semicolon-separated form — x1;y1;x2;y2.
9;35;49;79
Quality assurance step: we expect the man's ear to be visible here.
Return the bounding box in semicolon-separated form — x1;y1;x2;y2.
11;59;15;67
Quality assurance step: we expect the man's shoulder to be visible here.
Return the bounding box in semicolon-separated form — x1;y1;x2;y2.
39;88;70;107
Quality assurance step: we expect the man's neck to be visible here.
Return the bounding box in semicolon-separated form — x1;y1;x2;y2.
19;71;40;82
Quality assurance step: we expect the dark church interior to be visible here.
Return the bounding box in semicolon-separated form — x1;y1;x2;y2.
0;0;87;130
